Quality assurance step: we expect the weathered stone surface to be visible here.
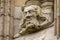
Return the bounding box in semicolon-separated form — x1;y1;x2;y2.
4;37;10;40
11;0;26;6
14;7;22;19
14;0;54;40
0;37;3;40
14;7;23;35
0;16;4;40
9;4;15;40
0;0;60;40
14;1;54;37
4;16;10;40
0;0;5;40
14;20;21;35
14;27;57;40
0;1;4;37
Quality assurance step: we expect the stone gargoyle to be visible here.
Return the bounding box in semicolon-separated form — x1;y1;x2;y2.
13;1;54;39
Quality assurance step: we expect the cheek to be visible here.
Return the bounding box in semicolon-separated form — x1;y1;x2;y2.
32;12;38;17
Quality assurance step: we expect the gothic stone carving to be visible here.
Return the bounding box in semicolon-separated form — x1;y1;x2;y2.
13;1;54;39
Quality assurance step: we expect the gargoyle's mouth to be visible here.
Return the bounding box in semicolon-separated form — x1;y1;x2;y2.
26;23;34;27
26;19;32;21
25;17;33;21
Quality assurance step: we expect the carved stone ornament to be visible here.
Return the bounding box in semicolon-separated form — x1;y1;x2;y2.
13;0;54;39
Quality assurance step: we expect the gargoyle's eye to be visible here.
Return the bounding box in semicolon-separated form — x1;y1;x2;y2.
35;8;37;10
24;12;27;14
28;10;31;13
24;12;27;16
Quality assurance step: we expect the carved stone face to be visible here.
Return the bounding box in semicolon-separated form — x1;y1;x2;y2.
41;2;54;23
14;3;54;39
20;5;43;35
23;5;40;27
19;3;53;35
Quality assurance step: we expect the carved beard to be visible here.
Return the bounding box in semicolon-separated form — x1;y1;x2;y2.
22;16;40;28
19;16;42;35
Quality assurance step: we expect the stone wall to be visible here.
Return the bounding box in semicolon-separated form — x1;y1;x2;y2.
54;0;60;38
14;7;23;35
11;0;26;6
0;0;14;40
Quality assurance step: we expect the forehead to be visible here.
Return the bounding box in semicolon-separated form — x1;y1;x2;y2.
24;5;40;12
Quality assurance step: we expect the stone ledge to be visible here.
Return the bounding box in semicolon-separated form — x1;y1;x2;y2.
14;26;57;40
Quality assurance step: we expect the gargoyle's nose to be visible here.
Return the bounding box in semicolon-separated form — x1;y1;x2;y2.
25;12;32;18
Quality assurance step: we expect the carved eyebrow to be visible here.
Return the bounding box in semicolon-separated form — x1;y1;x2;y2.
35;8;37;10
24;11;28;13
